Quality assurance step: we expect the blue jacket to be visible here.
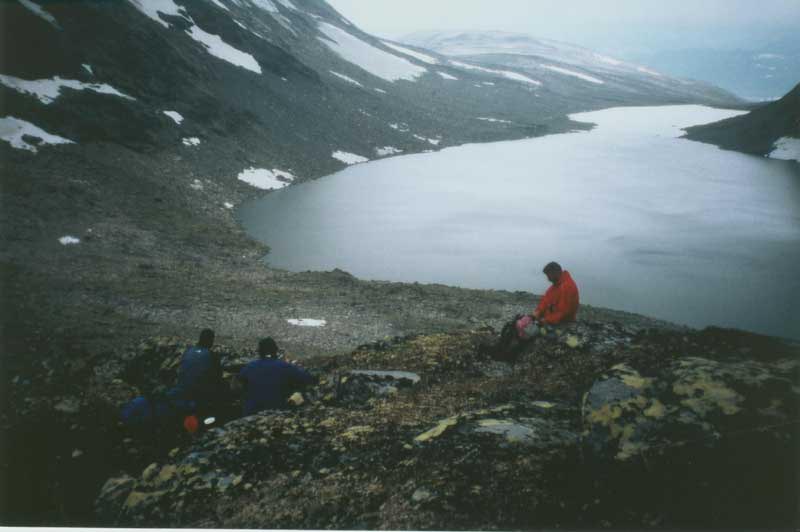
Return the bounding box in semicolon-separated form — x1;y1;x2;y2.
175;346;222;407
239;358;317;416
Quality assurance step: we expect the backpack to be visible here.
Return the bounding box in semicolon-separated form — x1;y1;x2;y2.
491;314;528;362
120;388;196;434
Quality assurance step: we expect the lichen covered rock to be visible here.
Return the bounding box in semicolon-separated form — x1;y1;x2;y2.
583;356;800;461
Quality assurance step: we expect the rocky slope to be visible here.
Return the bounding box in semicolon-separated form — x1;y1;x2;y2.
683;82;800;161
84;323;799;529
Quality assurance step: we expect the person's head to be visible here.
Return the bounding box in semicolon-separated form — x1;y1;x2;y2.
258;337;279;359
198;328;215;349
543;261;562;284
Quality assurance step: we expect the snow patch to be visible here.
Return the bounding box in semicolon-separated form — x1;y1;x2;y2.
287;319;326;327
18;0;58;27
450;61;541;86
250;0;296;32
186;25;262;74
769;137;800;162
540;64;603;84
437;71;458;80
163;110;184;124
0;74;134;104
381;41;438;64
317;23;427;82
329;71;363;87
412;134;440;146
224;202;235;209
374;88;387;94
81;64;94;76
375;146;403;156
476;117;512;124
190;179;204;190
637;66;662;77
0;116;75;152
58;236;80;246
234;20;248;30
182;137;201;146
237;167;295;190
252;0;295;12
332;150;369;165
756;53;782;60
208;0;229;11
594;53;623;66
126;0;188;28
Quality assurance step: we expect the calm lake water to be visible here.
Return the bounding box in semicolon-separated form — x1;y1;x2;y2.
239;105;800;340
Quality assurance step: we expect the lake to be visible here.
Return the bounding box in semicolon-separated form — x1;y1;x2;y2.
238;105;800;340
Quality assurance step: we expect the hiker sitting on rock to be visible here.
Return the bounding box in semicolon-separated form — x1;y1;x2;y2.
231;337;318;416
516;261;579;338
175;328;225;416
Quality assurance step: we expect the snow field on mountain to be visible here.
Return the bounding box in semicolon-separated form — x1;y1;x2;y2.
237;168;296;190
0;117;74;152
449;61;541;86
182;137;201;146
540;64;604;84
437;72;458;80
187;25;262;74
317;23;427;82
381;42;439;65
0;74;134;104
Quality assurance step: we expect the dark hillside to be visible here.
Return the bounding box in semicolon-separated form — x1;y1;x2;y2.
684;82;800;156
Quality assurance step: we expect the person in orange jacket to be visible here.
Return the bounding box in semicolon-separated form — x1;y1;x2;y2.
529;261;580;326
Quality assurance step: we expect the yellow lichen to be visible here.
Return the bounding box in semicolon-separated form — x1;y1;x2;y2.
565;335;580;348
340;425;375;440
673;378;742;416
414;416;459;442
643;399;667;418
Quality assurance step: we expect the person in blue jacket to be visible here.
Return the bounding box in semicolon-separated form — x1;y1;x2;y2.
234;337;317;416
175;328;224;415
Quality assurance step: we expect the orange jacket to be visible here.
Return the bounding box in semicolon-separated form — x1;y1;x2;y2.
535;270;579;325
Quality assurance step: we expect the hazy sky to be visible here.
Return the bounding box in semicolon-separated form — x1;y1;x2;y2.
327;0;800;53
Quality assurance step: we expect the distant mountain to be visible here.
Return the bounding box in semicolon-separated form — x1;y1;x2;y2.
683;83;800;161
400;30;742;110
624;35;800;101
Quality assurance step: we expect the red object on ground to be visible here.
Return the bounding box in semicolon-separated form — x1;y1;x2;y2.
535;270;580;325
183;414;200;434
516;315;534;339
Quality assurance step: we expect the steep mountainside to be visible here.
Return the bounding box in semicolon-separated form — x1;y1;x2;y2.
683;83;800;161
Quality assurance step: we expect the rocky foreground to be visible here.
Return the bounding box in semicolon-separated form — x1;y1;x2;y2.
76;321;798;529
